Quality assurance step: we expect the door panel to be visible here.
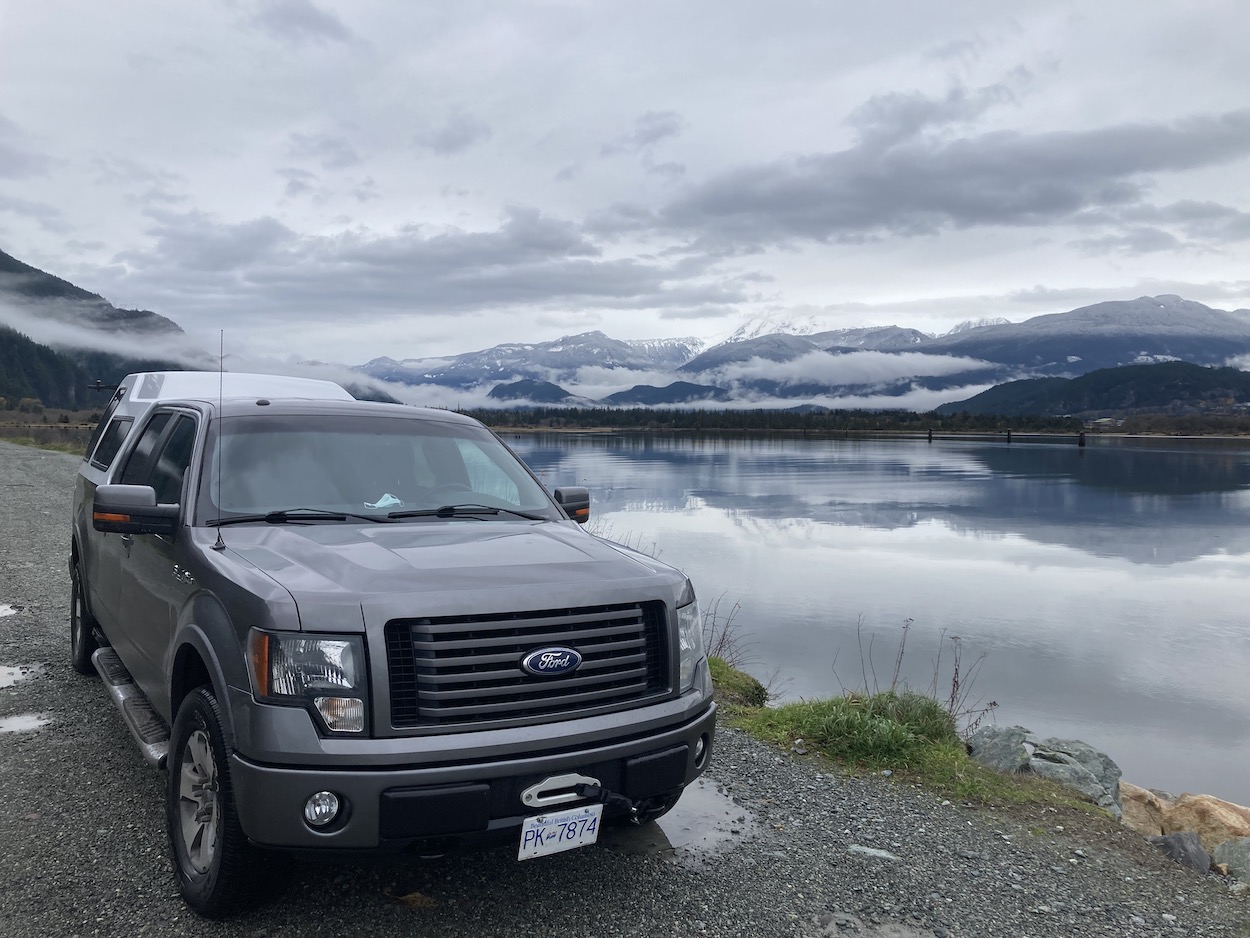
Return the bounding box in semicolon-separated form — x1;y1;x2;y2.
115;413;198;712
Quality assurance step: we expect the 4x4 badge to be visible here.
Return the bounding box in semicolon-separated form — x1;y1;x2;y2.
520;647;582;677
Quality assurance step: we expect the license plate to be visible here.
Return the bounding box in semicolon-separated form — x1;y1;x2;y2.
518;803;603;860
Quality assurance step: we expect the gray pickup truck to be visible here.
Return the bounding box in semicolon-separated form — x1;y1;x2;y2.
70;372;715;917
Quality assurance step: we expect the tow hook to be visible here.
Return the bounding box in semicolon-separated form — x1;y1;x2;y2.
573;783;643;824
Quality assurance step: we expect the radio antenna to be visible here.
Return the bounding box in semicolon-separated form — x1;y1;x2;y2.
212;330;226;551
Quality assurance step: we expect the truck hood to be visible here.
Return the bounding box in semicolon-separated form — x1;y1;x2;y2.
216;520;682;630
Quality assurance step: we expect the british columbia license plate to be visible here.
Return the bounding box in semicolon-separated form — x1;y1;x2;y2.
517;803;603;860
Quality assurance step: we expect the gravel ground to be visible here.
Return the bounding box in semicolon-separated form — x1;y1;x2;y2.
1;440;1246;937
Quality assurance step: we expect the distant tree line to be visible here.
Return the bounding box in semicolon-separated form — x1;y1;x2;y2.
1119;414;1250;435
462;406;1085;433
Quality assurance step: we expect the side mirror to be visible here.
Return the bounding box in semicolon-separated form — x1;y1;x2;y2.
553;486;590;525
93;484;179;536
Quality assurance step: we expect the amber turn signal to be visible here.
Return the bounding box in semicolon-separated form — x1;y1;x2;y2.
248;630;271;698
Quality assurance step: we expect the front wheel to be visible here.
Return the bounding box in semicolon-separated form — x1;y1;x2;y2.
70;562;98;675
167;687;260;918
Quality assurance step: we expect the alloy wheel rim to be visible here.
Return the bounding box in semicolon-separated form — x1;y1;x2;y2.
178;728;220;874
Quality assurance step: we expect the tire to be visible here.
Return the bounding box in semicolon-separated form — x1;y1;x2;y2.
167;687;260;918
70;562;98;676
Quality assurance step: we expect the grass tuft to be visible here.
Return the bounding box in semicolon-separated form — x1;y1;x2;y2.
734;690;957;764
708;656;769;708
708;658;1095;810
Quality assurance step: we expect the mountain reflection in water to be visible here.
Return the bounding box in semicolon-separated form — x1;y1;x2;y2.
511;433;1250;806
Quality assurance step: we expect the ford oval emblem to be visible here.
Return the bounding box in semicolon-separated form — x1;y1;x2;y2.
521;646;583;677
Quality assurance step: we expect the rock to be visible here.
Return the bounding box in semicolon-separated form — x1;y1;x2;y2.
846;844;901;861
1160;794;1250;854
1120;780;1167;836
1024;738;1122;818
967;727;1123;816
1212;837;1250;881
1147;832;1211;873
1037;738;1121;804
966;725;1032;773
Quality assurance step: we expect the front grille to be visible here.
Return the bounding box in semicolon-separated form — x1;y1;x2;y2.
385;602;669;729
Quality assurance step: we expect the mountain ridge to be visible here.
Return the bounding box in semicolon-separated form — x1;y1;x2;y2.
3;247;1250;413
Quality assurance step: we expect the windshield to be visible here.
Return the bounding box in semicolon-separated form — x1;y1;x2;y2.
194;414;560;524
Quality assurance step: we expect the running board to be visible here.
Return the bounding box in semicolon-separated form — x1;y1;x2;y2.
92;648;170;770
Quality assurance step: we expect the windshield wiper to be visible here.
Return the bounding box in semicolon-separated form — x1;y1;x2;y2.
388;503;548;521
207;508;393;527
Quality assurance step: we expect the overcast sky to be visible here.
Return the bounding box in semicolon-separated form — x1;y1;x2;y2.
2;0;1249;366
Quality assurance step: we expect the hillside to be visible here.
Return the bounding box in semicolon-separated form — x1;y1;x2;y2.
0;248;203;393
925;295;1250;373
938;362;1250;417
0;324;94;409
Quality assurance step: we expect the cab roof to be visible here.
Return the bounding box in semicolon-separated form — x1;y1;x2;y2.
120;371;354;405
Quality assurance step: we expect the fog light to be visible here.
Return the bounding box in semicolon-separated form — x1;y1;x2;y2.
694;734;708;768
314;696;364;733
304;791;341;828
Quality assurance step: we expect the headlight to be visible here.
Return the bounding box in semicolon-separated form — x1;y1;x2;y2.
248;630;367;733
676;579;705;693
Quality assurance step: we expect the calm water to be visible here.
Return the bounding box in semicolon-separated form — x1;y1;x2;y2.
508;432;1250;806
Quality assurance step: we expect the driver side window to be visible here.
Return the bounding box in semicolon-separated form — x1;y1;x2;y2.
117;412;198;505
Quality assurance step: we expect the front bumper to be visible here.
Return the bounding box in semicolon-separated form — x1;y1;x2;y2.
230;702;716;850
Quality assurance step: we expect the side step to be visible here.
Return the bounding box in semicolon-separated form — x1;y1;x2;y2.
92;648;170;770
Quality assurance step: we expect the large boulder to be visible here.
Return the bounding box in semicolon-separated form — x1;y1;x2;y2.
1212;837;1250;881
966;726;1122;817
1029;737;1122;818
966;725;1032;773
1120;781;1167;837
1161;795;1250;854
1147;832;1211;874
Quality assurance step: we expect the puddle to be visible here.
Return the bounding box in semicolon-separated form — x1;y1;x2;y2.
0;713;52;733
0;604;18;618
0;663;42;689
603;777;758;861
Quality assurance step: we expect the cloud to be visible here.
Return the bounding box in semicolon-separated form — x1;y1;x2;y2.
645;161;686;180
352;177;380;203
1070;227;1185;255
845;78;1022;145
564;366;689;400
713;350;996;389
0;114;51;179
0;194;67;231
601;111;685;157
0;296;210;367
96;205;751;334
1112;200;1250;246
278;166;318;198
288;132;361;169
627;104;1250;250
121;209;298;273
249;0;352;45
414;114;493;155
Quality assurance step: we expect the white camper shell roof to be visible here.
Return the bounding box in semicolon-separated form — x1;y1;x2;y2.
119;371;354;408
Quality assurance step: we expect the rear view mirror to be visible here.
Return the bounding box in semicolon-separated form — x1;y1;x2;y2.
553;486;590;525
93;484;179;536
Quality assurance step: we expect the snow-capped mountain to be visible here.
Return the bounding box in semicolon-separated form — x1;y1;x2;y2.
356;295;1250;408
944;317;1011;335
8;242;1249;415
722;315;826;343
924;295;1250;373
359;331;701;389
620;336;706;365
811;325;931;350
